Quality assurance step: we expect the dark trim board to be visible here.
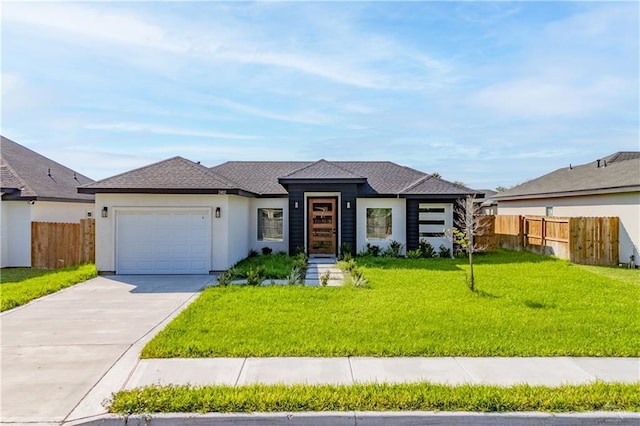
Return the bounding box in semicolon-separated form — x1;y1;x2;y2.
287;183;358;256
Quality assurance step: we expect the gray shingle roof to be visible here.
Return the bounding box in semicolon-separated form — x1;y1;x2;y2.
211;160;472;196
210;161;308;195
494;152;640;200
80;157;242;193
280;159;366;180
1;136;94;202
401;175;477;196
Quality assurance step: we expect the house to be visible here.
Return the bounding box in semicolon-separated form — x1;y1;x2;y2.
1;136;95;267
79;157;476;274
493;152;640;264
474;189;498;215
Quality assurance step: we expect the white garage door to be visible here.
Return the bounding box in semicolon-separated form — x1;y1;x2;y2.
116;209;211;274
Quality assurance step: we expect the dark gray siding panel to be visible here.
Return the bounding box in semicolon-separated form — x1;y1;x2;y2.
286;183;358;255
406;199;420;251
406;197;466;251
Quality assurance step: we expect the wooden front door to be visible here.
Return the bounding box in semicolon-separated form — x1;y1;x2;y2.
308;198;337;255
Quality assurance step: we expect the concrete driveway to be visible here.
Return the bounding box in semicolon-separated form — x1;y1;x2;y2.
0;274;211;424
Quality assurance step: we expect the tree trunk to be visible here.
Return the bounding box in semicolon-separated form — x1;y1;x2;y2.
468;250;475;292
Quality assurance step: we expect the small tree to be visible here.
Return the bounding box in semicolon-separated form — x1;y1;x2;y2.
445;195;492;292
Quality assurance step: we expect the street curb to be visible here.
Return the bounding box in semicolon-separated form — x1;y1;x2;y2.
66;411;640;425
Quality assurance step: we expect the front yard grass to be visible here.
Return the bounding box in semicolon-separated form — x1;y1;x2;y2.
1;264;97;311
109;382;640;414
142;250;639;357
232;253;296;279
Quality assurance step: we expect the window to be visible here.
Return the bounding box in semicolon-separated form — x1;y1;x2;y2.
546;206;553;217
257;208;283;241
366;208;392;240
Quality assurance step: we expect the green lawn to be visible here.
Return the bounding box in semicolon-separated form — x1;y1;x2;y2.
142;251;639;358
232;253;296;279
1;264;97;311
109;382;640;414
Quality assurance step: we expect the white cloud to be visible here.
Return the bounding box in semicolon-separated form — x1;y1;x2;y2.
210;96;332;125
2;2;185;52
85;123;260;140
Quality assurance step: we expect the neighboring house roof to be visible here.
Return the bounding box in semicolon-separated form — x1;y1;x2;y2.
81;156;476;198
494;151;640;201
473;189;498;207
79;157;250;195
1;136;94;202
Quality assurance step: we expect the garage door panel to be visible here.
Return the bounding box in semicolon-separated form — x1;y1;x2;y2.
116;210;211;275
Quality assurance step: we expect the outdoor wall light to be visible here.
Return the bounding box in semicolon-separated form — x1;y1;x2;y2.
294;201;299;209
346;201;351;209
215;207;221;218
101;207;108;218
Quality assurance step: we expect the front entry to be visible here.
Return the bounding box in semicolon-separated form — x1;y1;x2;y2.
308;198;337;255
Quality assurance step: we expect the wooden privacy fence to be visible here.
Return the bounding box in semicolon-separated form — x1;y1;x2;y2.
31;219;95;269
483;215;619;266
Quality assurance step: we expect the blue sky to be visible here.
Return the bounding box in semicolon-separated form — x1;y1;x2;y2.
2;1;638;189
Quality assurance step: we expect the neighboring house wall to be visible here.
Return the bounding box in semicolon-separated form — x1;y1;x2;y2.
498;192;640;264
1;201;31;267
0;200;92;268
94;193;235;273
357;198;406;254
249;198;288;254
31;201;93;223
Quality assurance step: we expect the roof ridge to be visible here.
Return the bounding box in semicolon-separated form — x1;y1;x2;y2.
81;156;188;188
400;174;433;194
280;159;367;179
280;159;328;178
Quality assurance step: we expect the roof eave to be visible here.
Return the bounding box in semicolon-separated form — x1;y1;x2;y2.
278;178;368;185
78;188;257;197
494;185;640;201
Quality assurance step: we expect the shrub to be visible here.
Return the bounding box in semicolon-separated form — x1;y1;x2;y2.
245;267;264;286
287;266;304;285
365;243;382;257
418;240;436;258
320;271;331;287
217;268;237;287
406;249;422;260
294;246;306;257
352;275;369;288
339;242;352;260
248;249;259;258
384;240;405;258
261;247;273;256
438;244;452;258
344;259;357;273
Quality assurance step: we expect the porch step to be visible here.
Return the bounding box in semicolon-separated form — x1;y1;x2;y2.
304;258;344;286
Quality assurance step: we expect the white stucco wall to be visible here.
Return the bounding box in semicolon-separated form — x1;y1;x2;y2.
498;192;640;264
95;193;247;273
227;195;251;267
356;198;406;254
1;201;31;267
0;200;93;268
249;198;289;254
31;201;93;223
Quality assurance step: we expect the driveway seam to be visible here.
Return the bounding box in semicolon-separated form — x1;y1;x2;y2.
568;357;598;382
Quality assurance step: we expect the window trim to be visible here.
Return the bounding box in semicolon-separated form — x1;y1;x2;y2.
366;207;392;241
257;207;284;242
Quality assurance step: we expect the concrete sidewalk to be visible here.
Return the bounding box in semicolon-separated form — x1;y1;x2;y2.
125;356;640;389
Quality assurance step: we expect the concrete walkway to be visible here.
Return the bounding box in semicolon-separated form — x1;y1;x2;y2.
125;356;640;389
304;256;344;286
0;275;212;424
